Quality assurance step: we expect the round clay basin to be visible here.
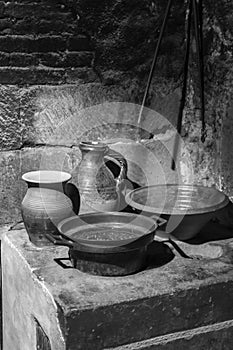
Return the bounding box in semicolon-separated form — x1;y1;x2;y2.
125;184;229;241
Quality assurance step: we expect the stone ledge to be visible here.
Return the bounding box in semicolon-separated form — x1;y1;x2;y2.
106;321;233;349
2;222;233;349
0;225;11;240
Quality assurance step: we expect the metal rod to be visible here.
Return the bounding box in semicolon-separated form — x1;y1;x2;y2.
137;0;173;138
193;0;206;142
199;0;206;142
171;0;193;170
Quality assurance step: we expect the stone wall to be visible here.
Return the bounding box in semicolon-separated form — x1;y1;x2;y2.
0;0;233;224
0;0;96;84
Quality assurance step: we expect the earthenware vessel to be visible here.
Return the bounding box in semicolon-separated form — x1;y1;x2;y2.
21;170;80;246
46;212;159;276
125;184;229;241
73;141;127;214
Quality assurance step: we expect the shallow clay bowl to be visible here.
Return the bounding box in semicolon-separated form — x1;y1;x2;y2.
125;184;229;241
57;212;160;250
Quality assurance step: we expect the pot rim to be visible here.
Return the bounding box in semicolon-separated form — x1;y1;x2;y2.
79;141;109;153
22;170;71;184
57;212;158;250
45;232;153;254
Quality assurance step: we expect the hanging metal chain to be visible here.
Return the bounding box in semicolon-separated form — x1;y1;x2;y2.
193;0;206;142
136;0;173;139
171;0;193;170
136;0;206;169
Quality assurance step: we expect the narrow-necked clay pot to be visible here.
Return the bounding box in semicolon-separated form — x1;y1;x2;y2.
21;170;80;247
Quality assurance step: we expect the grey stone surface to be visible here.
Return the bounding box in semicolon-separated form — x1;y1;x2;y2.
222;98;233;198
0;224;11;240
2;222;233;349
0;86;21;150
0;150;21;224
18;84;128;146
2;228;65;350
106;321;233;349
0;84;137;150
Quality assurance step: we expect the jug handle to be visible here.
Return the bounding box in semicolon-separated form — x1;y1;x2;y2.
64;182;80;215
105;148;128;186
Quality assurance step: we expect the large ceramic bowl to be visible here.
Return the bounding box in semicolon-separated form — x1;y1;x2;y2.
125;184;229;241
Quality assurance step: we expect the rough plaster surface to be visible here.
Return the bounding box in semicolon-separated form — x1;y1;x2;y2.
1;229;65;350
2;224;233;349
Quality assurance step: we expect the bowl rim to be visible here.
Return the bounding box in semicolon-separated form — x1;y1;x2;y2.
125;184;229;215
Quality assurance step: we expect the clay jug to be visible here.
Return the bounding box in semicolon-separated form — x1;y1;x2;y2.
74;141;127;214
21;170;80;246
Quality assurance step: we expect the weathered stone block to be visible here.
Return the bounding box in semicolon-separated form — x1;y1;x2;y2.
0;1;4;16
63;52;94;68
0;19;10;32
65;67;98;83
4;3;73;21
106;323;233;349
0;35;33;52
0;35;67;53
221;98;233;198
2;229;65;350
67;35;92;51
34;36;67;53
0;150;21;224
149;89;181;128
35;52;93;68
9;19;33;35
0;67;68;85
8;52;36;67
0;85;21;150
18;84;133;147
32;20;77;35
2;225;233;350
0;52;37;67
0;52;10;65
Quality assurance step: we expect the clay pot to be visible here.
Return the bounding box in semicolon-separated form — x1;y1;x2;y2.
46;212;158;276
73;141;127;214
21;170;80;247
